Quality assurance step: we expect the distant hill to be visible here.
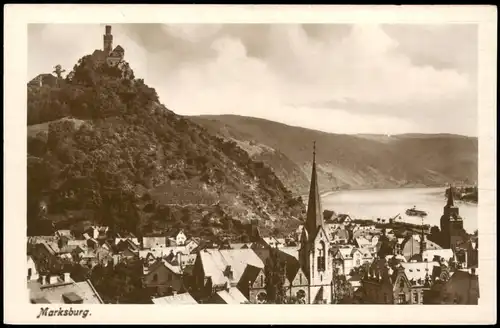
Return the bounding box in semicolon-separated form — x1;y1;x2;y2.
27;54;304;240
191;115;478;196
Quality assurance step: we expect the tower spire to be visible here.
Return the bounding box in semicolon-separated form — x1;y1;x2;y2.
305;140;324;240
446;184;455;207
313;140;316;163
419;216;426;257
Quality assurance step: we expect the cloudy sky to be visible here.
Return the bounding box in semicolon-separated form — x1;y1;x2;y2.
28;23;478;136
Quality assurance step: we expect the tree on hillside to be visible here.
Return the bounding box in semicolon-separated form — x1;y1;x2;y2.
264;247;286;304
53;64;66;78
53;64;66;86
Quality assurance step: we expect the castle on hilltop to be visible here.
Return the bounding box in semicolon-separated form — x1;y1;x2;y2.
91;25;125;67
89;25;133;80
102;25;125;66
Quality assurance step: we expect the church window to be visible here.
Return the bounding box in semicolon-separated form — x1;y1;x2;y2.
398;293;406;304
317;241;326;271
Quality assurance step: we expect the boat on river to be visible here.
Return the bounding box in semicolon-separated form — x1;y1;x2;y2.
405;206;428;217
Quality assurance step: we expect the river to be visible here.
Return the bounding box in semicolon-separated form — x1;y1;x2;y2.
320;187;478;233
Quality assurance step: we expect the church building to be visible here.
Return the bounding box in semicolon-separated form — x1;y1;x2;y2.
440;186;467;249
298;143;335;304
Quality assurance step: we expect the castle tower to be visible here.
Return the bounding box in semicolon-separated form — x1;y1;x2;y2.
299;142;333;304
440;185;464;249
103;25;113;54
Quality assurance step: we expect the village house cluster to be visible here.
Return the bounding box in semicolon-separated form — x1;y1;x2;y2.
26;26;480;306
27;144;479;305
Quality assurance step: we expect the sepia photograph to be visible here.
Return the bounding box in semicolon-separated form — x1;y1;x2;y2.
4;4;497;325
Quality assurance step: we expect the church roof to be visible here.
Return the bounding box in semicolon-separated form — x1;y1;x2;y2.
304;142;325;242
446;186;455;207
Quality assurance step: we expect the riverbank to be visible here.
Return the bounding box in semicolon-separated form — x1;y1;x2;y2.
319;187;478;233
300;184;449;201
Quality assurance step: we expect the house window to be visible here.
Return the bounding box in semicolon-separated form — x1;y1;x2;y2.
152;274;158;283
260;275;264;286
398;293;406;304
384;293;389;303
399;279;405;288
413;291;419;304
356;259;361;266
299;273;302;285
28;268;32;277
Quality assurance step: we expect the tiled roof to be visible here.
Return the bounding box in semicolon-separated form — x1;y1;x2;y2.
199;249;264;287
29;279;103;304
358;247;373;259
152;292;198;305
238;264;262;287
253;246;301;283
143;237;167;249
422;249;454;263
400;261;439;285
355;237;371;248
146;260;182;276
336;246;355;259
216;287;248;304
230;243;251;249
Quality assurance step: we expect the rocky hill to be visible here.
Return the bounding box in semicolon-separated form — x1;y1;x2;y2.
192;115;478;196
27;54;305;240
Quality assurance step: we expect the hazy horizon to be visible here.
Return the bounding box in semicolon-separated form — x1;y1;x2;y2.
190;113;478;138
28;23;478;137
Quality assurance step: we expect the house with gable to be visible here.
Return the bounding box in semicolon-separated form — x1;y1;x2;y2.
333;246;374;276
251;245;309;304
142;259;185;297
167;229;187;246
360;255;441;304
425;267;479;304
191;248;265;303
237;264;267;303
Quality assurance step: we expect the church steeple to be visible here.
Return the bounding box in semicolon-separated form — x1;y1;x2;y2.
419;217;427;257
305;141;324;240
446;185;455;207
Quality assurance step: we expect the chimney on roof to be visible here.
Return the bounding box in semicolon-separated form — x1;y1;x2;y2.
49;275;59;285
63;272;71;283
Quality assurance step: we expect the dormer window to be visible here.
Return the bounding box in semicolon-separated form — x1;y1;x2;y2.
224;265;234;280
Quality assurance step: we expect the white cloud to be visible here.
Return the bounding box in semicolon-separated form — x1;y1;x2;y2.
28;24;477;136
